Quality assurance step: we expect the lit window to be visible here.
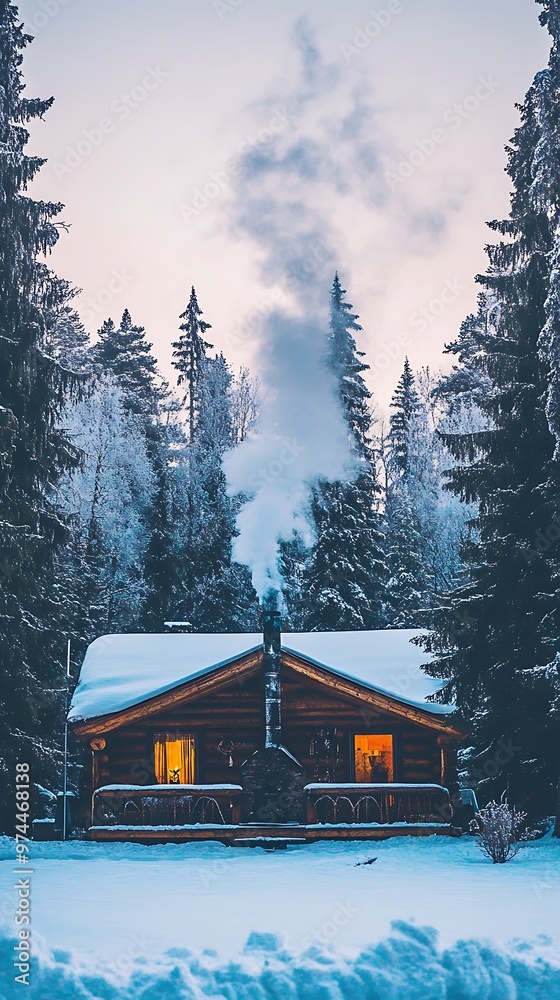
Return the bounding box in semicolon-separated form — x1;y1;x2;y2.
154;733;195;784
354;734;394;783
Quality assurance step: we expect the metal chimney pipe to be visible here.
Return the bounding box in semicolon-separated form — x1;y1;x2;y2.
263;609;282;747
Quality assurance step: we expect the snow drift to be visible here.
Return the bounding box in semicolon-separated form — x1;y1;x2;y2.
2;921;559;1000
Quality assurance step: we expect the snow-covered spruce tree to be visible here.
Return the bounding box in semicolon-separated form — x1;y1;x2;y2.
140;440;183;632
91;309;163;424
417;9;560;820
57;377;156;637
278;531;310;630
170;343;258;631
435;295;496;417
303;275;387;631
44;283;91;373
388;357;421;478
385;485;426;628
172;286;213;441
0;2;80;831
383;364;475;623
384;359;433;625
89;307;183;632
414;368;472;595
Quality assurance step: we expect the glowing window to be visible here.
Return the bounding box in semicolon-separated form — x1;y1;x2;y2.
154;733;195;784
354;734;394;783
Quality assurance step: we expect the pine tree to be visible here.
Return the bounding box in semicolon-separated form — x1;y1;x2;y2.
166;349;258;631
44;284;91;373
304;275;387;630
328;272;371;454
0;3;80;830
141;445;182;632
57;377;156;636
278;531;310;630
91;309;162;421
197;353;234;451
435;296;495;416
417;10;560;819
389;357;421;477
384;360;434;624
385;485;426;628
172;287;213;441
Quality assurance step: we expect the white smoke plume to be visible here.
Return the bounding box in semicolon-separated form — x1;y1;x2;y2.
223;311;354;600
223;20;381;600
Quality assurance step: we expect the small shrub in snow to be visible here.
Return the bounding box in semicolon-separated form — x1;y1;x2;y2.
470;801;536;864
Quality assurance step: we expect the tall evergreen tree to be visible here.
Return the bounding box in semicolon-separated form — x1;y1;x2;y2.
140;445;182;632
177;354;258;631
0;2;79;830
385;486;426;627
304;275;387;630
417;8;560;819
389;357;420;477
44;284;91;373
435;296;495;417
172;286;213;441
57;376;156;636
384;360;434;624
91;309;162;422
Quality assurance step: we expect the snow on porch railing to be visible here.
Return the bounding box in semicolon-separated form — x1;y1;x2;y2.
91;784;243;827
304;784;452;826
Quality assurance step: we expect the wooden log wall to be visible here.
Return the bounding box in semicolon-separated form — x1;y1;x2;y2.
83;663;449;794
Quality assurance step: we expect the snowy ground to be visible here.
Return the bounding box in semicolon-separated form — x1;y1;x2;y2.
1;834;560;998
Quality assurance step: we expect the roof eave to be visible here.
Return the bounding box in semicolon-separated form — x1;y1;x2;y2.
70;645;466;740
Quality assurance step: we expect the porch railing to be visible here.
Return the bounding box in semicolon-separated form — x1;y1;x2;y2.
304;783;452;826
92;784;243;827
91;782;452;829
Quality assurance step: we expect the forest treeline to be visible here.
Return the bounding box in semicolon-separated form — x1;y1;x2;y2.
1;0;560;824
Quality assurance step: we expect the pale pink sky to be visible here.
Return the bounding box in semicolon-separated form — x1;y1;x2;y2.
20;0;550;408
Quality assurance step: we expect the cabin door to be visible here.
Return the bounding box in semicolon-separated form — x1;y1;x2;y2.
154;733;196;784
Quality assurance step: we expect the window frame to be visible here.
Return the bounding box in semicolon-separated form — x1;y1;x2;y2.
153;731;198;785
350;730;399;783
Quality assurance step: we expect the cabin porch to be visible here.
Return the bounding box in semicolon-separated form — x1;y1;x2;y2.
89;781;460;842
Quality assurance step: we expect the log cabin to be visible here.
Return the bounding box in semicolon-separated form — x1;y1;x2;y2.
68;615;466;844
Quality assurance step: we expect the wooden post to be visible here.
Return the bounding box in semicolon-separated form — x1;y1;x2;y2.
437;736;458;789
307;794;315;825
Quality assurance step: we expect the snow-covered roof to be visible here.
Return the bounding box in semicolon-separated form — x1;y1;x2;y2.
68;629;453;723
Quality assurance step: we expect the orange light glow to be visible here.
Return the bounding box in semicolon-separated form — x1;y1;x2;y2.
354;734;394;783
154;734;195;784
